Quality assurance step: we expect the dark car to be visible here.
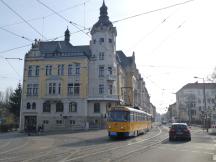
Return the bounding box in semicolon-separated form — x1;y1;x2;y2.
169;123;191;141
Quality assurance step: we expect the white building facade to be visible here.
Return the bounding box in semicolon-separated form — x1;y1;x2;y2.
176;83;216;124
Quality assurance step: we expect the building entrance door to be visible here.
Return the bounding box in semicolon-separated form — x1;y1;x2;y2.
24;116;37;133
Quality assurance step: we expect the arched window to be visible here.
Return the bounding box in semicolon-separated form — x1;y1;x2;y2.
94;103;100;113
32;102;36;109
27;102;31;109
56;102;64;112
106;103;111;111
43;101;51;112
69;102;77;112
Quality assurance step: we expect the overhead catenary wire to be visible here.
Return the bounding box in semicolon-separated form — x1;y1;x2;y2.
0;0;195;55
112;0;195;24
0;27;34;43
0;0;92;29
4;59;21;78
35;0;90;38
0;0;46;39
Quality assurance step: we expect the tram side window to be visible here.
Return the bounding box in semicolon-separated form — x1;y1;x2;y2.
135;113;137;122
144;114;146;121
130;112;134;121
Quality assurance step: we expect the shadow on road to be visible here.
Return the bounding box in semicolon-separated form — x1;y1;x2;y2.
162;139;190;145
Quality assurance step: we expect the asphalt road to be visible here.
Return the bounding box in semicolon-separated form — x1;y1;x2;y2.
0;125;215;162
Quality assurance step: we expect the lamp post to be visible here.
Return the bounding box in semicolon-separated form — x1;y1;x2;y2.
194;76;208;131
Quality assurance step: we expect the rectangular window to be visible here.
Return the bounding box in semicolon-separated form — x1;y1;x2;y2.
70;120;76;125
99;52;104;60
69;102;77;112
94;103;100;113
99;84;104;94
52;83;56;94
28;65;33;77
48;83;52;94
56;120;62;125
108;67;112;75
93;39;96;44
99;38;104;43
35;65;40;76
43;120;49;124
58;64;64;76
75;64;80;75
46;65;52;76
68;83;73;95
99;66;104;77
58;83;61;94
48;83;57;95
109;38;112;43
108;84;113;95
27;84;32;96
33;84;38;96
68;64;73;76
74;83;80;96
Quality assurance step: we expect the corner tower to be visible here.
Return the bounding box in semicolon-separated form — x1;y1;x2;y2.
88;1;119;124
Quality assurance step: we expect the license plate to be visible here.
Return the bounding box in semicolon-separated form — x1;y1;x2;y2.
176;132;183;135
110;132;117;136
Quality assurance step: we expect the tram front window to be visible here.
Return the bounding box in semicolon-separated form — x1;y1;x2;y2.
109;111;129;122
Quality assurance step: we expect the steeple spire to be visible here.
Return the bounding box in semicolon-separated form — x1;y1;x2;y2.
91;0;116;35
99;0;108;21
64;27;70;42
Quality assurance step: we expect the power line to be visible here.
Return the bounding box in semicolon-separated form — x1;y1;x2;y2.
112;0;195;24
4;59;21;78
0;0;92;29
35;0;90;38
0;0;195;55
0;44;31;54
0;27;34;43
0;0;46;39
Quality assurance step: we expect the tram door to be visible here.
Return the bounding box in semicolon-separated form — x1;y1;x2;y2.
24;116;37;132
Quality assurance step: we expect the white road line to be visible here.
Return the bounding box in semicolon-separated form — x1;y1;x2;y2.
213;155;216;161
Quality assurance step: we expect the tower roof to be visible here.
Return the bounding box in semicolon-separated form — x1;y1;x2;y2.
91;0;113;33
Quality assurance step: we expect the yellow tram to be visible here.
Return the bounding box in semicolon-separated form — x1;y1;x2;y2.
107;106;152;137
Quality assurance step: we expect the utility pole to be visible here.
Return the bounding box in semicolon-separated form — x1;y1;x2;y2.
194;76;208;132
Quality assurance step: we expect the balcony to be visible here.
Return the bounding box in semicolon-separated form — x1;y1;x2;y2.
106;75;116;81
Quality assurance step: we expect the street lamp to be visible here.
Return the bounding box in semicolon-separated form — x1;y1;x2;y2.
194;76;208;131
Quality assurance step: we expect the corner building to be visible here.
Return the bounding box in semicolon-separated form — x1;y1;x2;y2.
20;1;153;131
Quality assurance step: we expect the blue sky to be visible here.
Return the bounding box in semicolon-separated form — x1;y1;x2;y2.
0;0;216;113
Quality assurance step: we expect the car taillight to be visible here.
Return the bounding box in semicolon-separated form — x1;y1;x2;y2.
170;128;175;132
184;129;189;133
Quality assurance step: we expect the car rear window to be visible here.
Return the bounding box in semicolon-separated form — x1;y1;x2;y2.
172;124;187;129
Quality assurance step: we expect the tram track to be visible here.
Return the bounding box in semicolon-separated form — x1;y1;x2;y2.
62;126;167;162
20;126;161;162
